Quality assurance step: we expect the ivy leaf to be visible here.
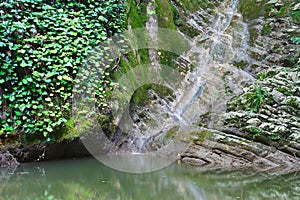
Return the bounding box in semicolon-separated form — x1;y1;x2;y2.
18;49;26;54
98;16;108;22
46;127;53;132
9;95;15;102
22;79;28;84
27;77;33;82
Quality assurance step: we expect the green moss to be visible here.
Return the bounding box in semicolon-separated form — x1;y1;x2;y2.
246;126;263;135
38;117;79;142
155;0;205;37
234;60;248;69
261;24;271;36
138;49;151;64
291;10;300;22
174;0;208;37
115;0;151;82
243;126;274;141
277;86;293;96
155;0;177;29
286;97;299;109
126;0;148;29
164;126;179;139
264;3;276;18
59;117;79;140
193;129;213;143
174;0;209;13
257;69;278;80
248;27;259;43
264;1;298;21
130;83;174;106
159;50;179;69
114;49;150;81
239;0;266;21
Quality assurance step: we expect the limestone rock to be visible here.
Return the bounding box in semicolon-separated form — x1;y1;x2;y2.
247;118;261;126
181;129;300;171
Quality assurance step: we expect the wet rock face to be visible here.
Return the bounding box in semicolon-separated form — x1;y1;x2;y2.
181;0;299;168
237;0;299;74
0;151;19;168
222;0;300;149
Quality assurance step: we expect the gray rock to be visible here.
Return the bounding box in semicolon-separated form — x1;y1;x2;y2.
0;151;19;168
273;125;288;134
182;129;300;170
293;3;300;11
270;89;285;103
267;0;280;4
291;121;300;129
259;122;275;131
247;118;261;126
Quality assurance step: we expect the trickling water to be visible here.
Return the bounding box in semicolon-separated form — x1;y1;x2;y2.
111;0;254;153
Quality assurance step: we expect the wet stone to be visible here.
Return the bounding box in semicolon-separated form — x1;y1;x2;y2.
247;118;262;126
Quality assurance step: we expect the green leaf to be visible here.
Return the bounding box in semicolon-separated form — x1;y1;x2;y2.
42;110;49;115
18;49;26;54
27;77;33;82
20;61;27;68
9;95;15;102
22;79;28;84
98;16;108;22
46;127;53;132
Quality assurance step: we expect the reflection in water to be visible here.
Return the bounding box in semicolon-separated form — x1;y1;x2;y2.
0;158;299;200
98;153;175;173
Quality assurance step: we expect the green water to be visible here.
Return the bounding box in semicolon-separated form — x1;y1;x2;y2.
0;157;299;200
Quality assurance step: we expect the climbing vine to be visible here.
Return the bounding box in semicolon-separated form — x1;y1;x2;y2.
0;0;126;138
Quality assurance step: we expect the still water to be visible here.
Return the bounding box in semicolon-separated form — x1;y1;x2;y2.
0;157;299;200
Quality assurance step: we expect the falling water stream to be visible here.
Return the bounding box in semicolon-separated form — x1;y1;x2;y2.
113;0;253;154
72;0;259;173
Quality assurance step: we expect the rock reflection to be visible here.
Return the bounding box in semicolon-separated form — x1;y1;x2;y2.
0;158;299;200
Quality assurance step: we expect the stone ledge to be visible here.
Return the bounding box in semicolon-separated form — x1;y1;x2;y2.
181;129;300;172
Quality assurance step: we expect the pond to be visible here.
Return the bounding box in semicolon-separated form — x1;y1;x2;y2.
0;157;299;199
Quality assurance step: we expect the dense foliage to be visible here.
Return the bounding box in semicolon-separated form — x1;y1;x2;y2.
0;0;126;138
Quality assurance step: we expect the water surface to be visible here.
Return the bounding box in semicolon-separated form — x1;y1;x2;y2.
0;157;299;200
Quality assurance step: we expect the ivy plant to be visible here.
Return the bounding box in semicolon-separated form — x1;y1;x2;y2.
0;0;126;138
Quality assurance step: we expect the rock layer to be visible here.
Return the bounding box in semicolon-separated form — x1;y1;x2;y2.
181;129;299;171
181;0;300;170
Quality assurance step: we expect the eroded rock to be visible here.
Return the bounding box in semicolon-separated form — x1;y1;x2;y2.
181;129;300;171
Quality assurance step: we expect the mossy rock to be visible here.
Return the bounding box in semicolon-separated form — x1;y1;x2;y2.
189;129;214;143
164;126;179;139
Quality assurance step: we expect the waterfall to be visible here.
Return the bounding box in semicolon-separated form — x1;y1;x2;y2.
110;0;254;154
